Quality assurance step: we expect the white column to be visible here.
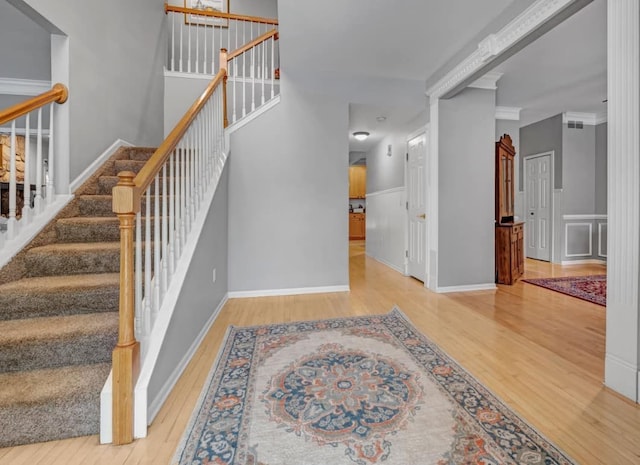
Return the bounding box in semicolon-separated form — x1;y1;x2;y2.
605;0;640;402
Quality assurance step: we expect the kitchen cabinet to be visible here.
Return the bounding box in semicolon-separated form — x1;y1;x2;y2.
349;166;366;199
349;213;366;240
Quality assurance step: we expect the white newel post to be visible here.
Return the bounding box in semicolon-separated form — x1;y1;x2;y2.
605;0;640;402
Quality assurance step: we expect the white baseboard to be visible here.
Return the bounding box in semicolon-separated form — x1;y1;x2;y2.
367;253;405;275
436;283;497;293
561;259;607;265
69;139;133;193
605;353;639;402
229;284;349;298
147;293;228;425
99;371;113;444
0;194;73;270
0;77;51;96
225;95;281;134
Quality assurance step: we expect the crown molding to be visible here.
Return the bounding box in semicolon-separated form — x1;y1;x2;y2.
595;112;607;125
495;106;522;121
426;0;586;100
469;71;503;90
0;77;51;96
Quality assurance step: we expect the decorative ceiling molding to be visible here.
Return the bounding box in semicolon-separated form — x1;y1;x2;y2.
563;111;598;125
469;71;503;90
426;0;586;100
0;77;51;96
495;106;522;121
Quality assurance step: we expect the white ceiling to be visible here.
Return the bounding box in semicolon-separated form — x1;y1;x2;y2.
279;0;607;152
494;0;607;126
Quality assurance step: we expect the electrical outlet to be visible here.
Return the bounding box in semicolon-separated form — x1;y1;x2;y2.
212;268;216;284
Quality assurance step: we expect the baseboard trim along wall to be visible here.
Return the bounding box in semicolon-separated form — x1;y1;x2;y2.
366;253;405;275
146;294;229;424
560;259;607;265
69;139;133;193
229;285;350;298
605;353;639;402
436;283;497;293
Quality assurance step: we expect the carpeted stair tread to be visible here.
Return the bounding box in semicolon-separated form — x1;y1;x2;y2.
0;273;119;320
0;313;118;373
56;216;120;242
113;159;146;174
0;363;111;447
124;147;156;161
78;195;115;217
25;242;120;276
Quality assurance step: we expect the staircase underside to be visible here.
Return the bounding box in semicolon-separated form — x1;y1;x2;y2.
0;146;154;448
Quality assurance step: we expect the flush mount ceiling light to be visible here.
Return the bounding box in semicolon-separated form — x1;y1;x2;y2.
353;131;370;141
376;116;387;122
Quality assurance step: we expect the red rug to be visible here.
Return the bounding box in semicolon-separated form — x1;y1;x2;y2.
522;275;606;306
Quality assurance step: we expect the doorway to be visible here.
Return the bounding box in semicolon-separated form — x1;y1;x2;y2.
406;131;427;281
524;152;553;261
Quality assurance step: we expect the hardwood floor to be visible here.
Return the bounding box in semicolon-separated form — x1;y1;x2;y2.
2;242;639;464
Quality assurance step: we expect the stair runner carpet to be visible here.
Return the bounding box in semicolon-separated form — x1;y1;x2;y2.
0;146;155;448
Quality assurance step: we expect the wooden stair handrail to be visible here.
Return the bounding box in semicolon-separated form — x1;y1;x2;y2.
164;4;278;25
227;29;279;61
111;68;227;445
0;83;68;126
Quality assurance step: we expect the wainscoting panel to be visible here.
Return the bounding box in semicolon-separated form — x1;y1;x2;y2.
562;214;607;263
365;188;407;274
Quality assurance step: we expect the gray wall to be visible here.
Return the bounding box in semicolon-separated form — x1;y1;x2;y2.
595;122;607;214
366;133;406;193
19;0;166;182
228;73;349;292
0;1;50;81
519;114;563;190
438;88;495;287
562;123;596;214
148;162;229;405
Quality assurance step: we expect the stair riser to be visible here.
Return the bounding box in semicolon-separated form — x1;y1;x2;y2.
79;196;172;217
0;331;116;373
126;148;156;161
25;249;120;277
97;176;176;195
112;159;195;175
0;288;118;320
56;221;157;243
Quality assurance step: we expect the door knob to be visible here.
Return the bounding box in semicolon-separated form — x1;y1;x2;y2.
417;213;426;219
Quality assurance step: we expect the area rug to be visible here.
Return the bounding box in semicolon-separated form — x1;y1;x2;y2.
173;308;576;465
523;275;606;306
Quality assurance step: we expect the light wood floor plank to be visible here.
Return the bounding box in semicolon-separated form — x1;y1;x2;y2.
1;242;639;464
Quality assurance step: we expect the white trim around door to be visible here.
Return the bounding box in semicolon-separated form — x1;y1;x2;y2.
523;151;555;262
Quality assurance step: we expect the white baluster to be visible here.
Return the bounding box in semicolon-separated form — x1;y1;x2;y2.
34;108;43;213
153;174;161;314
243;22;246;117
261;40;266;105
251;24;255;111
189;129;195;227
271;36;275;99
232;60;237;123
180;144;186;247
7;121;17;238
23;113;31;222
187;16;192;73
202;21;207;74
169;152;176;275
211;22;215;73
162;163;168;295
144;186;152;330
180;14;184;73
135;212;142;340
171;13;176;71
46;104;54;202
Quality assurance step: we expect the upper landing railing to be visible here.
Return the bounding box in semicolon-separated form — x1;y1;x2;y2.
0;84;68;249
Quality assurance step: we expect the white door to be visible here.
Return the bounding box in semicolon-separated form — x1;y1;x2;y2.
407;133;427;281
525;154;551;261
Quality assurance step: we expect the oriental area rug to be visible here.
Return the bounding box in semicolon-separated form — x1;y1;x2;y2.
173;308;576;465
523;275;606;306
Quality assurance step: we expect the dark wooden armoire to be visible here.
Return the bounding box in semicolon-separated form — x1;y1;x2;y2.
495;134;524;284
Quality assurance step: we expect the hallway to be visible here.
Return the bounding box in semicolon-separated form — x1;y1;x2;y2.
1;243;636;464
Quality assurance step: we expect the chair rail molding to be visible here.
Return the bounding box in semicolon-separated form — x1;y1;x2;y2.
426;0;592;100
0;77;51;96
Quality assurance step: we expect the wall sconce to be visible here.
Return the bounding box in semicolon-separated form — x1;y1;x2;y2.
353;131;370;141
387;144;392;157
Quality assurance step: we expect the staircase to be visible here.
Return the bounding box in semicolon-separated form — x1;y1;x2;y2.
0;146;154;447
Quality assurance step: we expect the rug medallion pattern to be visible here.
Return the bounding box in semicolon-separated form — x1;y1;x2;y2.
173;309;576;465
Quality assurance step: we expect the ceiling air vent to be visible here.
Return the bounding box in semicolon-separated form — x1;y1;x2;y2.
567;120;584;129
